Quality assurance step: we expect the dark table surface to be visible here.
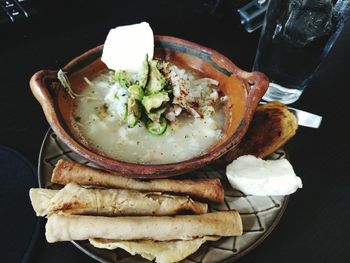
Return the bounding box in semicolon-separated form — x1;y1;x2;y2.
1;1;350;262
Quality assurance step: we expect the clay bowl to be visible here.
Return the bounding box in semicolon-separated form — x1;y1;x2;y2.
30;35;268;178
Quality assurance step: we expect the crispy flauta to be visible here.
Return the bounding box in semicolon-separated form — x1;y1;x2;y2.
45;211;242;243
89;236;220;263
214;101;298;166
51;159;224;203
29;188;56;216
30;183;207;217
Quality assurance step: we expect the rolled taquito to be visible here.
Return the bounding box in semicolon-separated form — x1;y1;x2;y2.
89;236;219;263
45;210;242;243
30;188;57;216
51;159;224;203
30;183;207;217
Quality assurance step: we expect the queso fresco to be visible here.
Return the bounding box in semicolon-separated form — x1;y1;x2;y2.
73;59;227;164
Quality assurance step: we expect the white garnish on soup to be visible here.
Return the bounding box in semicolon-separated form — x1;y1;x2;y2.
101;22;154;72
226;155;302;196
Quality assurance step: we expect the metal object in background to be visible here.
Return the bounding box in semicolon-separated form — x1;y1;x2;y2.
260;101;322;128
288;106;322;129
238;0;269;32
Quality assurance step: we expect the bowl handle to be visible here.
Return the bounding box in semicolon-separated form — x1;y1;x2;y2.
240;70;269;119
225;70;269;152
29;70;59;126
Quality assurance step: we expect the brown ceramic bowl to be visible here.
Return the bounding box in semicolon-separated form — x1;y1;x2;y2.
30;35;268;178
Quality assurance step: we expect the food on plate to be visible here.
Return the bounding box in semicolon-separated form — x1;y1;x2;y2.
52;159;225;203
29;182;208;217
29;160;241;262
68;22;226;164
45;210;242;243
29;21;297;263
215;101;298;165
89;236;219;263
226;155;302;196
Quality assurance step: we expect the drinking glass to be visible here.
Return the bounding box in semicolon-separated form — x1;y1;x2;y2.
253;0;350;104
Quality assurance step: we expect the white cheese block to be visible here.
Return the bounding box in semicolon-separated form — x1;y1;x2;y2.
226;155;302;196
101;22;154;72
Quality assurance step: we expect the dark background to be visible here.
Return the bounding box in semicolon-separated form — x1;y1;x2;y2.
1;0;349;262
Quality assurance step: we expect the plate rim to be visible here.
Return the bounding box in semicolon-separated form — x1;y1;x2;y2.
37;128;289;263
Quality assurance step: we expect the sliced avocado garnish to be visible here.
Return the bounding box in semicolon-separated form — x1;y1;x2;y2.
126;97;141;128
142;91;169;113
127;113;138;128
145;60;167;94
146;117;168;135
123;103;128;121
111;57;173;135
138;55;149;89
114;70;131;88
128;84;144;101
147;106;167;122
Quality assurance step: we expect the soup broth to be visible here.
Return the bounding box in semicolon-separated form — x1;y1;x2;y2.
74;69;225;164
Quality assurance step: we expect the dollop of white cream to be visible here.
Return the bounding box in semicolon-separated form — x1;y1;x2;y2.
101;22;154;72
226;155;302;196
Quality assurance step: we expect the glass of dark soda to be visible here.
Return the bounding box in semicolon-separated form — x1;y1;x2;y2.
254;0;350;104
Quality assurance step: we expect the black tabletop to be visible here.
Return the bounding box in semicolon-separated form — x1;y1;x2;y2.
1;1;349;262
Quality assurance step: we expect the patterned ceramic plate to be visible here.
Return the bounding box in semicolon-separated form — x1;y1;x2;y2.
38;129;288;263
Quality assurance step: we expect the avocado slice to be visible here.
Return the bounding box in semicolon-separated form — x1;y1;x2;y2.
138;55;149;89
145;60;167;94
126;97;141;128
147;106;167;122
146;117;168;135
114;70;131;88
141;91;169;113
128;84;144;101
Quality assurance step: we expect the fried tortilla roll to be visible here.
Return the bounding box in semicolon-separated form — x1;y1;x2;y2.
45;210;242;243
29;188;57;216
89;236;220;263
51;159;224;203
30;183;208;217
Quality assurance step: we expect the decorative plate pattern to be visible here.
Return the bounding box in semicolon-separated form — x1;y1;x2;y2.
38;129;288;263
